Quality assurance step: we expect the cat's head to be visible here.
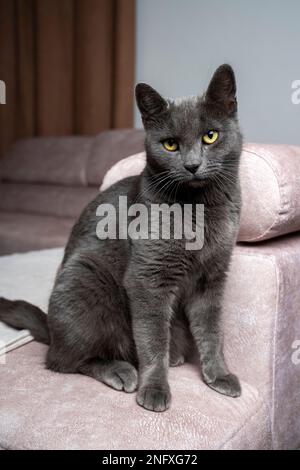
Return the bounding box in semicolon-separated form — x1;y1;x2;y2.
135;64;242;188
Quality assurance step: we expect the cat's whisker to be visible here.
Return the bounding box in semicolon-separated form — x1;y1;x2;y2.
155;178;177;201
133;171;172;203
167;178;182;203
172;179;184;203
143;170;185;203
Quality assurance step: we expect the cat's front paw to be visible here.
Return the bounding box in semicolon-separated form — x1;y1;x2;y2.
206;373;241;398
137;386;171;412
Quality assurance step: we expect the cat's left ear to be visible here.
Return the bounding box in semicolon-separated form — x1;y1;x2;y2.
135;83;168;122
205;64;237;115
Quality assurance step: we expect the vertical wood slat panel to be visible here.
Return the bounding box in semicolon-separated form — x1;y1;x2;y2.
35;0;74;135
15;0;35;139
74;0;114;134
113;0;135;128
0;0;16;157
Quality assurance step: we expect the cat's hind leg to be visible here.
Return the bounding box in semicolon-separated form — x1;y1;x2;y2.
169;351;185;367
78;359;138;393
46;251;137;394
169;313;193;367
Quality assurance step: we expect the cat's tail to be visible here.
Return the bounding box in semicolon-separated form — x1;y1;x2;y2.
0;297;50;345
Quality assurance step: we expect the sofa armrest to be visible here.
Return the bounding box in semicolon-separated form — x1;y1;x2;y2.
101;144;300;242
224;234;300;449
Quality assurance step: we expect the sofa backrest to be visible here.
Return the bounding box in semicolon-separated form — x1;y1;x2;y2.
0;183;98;219
0;129;145;187
0;129;145;220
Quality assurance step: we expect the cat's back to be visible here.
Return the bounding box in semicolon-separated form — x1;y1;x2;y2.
63;175;141;263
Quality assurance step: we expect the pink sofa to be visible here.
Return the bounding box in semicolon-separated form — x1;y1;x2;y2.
0;140;300;449
0;129;145;255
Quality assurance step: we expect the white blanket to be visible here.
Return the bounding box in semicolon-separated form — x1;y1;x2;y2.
0;248;64;356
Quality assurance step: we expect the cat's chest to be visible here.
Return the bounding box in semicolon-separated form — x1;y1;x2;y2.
130;201;238;288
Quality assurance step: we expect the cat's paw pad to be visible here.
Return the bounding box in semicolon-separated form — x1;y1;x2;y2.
207;373;241;398
169;354;185;367
137;387;171;412
104;362;138;393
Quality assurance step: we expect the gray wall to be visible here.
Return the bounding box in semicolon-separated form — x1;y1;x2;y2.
135;0;300;145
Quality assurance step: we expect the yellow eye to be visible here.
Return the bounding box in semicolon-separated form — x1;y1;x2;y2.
202;130;219;145
162;139;179;152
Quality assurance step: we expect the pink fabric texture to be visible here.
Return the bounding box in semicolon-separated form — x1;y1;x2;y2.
0;130;145;188
226;235;300;449
101;144;300;243
0;343;269;450
87;130;145;186
0;130;145;255
1;235;300;449
0;212;74;255
0;137;93;187
0;183;97;219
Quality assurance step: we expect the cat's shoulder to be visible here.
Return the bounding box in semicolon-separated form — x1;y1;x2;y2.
89;175;141;208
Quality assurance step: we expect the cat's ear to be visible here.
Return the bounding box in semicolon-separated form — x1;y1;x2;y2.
135;83;168;121
205;64;237;115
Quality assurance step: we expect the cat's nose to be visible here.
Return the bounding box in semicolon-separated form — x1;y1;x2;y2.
184;163;199;174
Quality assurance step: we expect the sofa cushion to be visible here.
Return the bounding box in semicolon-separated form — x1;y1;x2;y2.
101;144;300;242
0;213;74;255
87;129;145;186
0;342;269;450
0;183;97;219
0;137;93;186
2;235;300;448
0;248;271;449
0;130;145;188
239;143;300;242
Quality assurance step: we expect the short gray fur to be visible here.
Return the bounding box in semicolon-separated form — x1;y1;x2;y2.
0;64;243;412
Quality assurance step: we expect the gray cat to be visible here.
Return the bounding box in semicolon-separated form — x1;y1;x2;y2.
0;64;242;412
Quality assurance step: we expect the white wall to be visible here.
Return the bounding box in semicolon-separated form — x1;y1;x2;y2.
135;0;300;145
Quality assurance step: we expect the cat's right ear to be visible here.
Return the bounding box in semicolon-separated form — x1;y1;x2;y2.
205;64;237;115
135;83;168;122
